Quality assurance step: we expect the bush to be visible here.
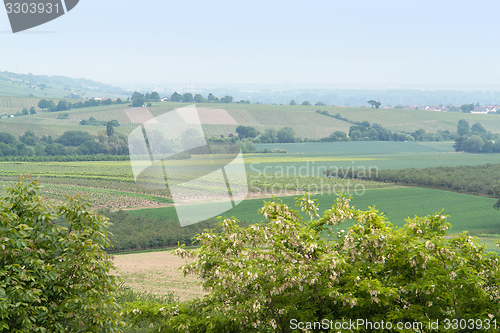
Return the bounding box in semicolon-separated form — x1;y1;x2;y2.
55;130;92;146
127;194;500;332
0;176;123;332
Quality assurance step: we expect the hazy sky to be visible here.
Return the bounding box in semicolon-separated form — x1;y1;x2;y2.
1;0;500;90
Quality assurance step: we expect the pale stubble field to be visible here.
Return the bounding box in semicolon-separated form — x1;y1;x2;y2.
112;251;206;303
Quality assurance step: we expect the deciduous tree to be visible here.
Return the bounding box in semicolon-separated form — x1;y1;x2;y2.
367;100;381;108
0;176;123;332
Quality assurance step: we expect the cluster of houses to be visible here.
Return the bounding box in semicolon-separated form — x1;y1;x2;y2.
388;105;500;114
82;95;110;101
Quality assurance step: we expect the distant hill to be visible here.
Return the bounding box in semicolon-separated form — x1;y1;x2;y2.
2;100;500;140
0;71;129;99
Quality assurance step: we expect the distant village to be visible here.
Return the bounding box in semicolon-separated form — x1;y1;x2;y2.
322;104;500;114
377;104;499;114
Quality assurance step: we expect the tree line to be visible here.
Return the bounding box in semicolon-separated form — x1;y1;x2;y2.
317;110;456;142
453;119;500;153
170;92;234;103
101;209;218;252
235;125;296;143
130;91;160;107
0;126;128;159
37;97;124;112
332;162;500;209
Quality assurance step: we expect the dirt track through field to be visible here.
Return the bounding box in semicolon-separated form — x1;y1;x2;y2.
112;251;205;302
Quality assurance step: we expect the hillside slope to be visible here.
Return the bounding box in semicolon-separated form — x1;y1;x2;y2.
1;100;499;140
0;71;128;99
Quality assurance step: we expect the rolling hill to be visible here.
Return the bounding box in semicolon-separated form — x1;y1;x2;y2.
0;71;129;99
1;98;500;140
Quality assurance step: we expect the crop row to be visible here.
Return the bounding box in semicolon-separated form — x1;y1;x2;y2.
0;97;40;109
201;124;238;136
70;108;130;124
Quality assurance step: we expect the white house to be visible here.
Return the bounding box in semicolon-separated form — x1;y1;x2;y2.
471;107;489;114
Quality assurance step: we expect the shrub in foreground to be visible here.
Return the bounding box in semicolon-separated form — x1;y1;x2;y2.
125;194;500;332
0;176;122;332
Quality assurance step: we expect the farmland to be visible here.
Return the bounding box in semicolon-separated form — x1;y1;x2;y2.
0;159;389;210
113;251;204;303
128;186;500;241
3;99;500;331
1;100;500;249
3;100;500;140
112;183;500;300
0;161;173;209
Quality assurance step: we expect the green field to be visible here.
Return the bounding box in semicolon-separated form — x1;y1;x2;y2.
129;186;500;239
247;142;500;176
254;141;456;154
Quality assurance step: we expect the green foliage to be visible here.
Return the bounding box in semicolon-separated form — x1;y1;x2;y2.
194;94;205;103
182;93;194;103
37;99;50;110
276;127;295;143
460;104;475;113
316;111;421;142
132;98;145;107
55;130;92;147
132;92;144;100
126;194;500;332
118;284;177;333
289;100;297;105
454;120;499;153
320;130;349;142
368;100;381;108
221;95;233;103
349;162;500;198
0;132;17;145
106;122;115;137
236;125;260;139
207;93;219;103
0;129;129;158
79;117;120;127
0;176;123;332
18;131;38;147
259;128;278;143
101;210;218;252
149;92;160;102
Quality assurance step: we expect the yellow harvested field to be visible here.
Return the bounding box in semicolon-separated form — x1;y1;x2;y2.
112;250;206;302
